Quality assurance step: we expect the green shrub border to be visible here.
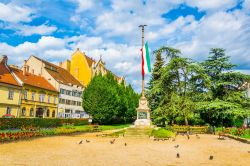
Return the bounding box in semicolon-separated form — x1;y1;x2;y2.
0;118;88;130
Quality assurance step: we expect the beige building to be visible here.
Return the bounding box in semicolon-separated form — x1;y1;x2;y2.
24;56;88;119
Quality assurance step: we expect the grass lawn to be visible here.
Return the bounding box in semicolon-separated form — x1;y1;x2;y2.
98;124;130;131
151;128;175;138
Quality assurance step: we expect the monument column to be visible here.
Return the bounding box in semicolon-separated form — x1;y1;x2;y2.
134;25;151;127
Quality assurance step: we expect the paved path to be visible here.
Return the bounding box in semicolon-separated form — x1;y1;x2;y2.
0;134;249;166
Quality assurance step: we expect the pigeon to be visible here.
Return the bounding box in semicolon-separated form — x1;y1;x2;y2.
174;145;179;148
172;138;176;142
187;134;190;140
79;140;83;144
110;139;116;144
209;155;214;160
196;134;200;139
86;140;90;143
124;143;127;146
176;153;180;158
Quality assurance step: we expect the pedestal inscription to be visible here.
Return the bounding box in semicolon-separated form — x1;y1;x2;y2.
134;96;151;126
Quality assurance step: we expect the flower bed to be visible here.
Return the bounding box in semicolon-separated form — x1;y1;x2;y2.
216;127;250;139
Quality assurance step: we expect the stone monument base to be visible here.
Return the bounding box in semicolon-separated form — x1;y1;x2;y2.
134;119;151;127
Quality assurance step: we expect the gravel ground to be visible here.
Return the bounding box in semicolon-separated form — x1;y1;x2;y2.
0;133;250;166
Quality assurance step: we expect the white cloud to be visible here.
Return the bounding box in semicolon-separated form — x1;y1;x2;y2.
0;2;34;23
173;10;250;67
73;0;94;13
184;0;237;11
16;24;57;36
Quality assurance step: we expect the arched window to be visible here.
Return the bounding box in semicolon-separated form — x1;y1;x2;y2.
52;110;55;117
47;109;50;117
30;108;34;117
21;107;26;116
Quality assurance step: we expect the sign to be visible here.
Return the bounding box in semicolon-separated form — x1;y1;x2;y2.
138;112;147;119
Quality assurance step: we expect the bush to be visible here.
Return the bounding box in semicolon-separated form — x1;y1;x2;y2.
0;118;88;130
151;128;175;138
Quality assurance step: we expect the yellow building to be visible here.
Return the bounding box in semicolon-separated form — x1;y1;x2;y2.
0;56;22;117
59;48;124;86
11;62;59;118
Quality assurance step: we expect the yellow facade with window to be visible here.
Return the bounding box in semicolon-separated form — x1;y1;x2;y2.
0;83;22;117
19;85;58;118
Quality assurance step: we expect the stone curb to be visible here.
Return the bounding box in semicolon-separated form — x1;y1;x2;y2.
225;134;250;144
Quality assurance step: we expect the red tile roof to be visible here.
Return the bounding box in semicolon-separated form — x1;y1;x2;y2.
0;56;20;87
10;67;58;92
32;56;83;87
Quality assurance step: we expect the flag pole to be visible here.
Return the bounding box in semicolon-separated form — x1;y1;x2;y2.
139;25;147;97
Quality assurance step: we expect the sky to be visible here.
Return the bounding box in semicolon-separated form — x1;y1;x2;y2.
0;0;250;92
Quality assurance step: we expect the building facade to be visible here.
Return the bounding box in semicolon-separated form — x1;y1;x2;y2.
59;48;124;87
11;63;58;118
24;56;88;119
0;56;22;117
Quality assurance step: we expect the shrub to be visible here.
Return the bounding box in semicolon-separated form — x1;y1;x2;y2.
0;118;88;130
151;128;175;138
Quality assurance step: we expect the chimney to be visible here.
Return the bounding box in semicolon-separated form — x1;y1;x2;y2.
23;60;27;75
0;55;8;64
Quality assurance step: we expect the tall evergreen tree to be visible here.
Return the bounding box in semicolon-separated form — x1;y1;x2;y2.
82;73;139;124
147;51;164;111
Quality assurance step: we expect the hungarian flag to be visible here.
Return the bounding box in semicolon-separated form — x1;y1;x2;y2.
141;42;151;76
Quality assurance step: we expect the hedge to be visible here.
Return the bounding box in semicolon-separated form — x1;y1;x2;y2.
0;118;88;130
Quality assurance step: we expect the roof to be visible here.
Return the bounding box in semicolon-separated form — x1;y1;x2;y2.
85;55;95;67
10;67;58;92
0;56;20;87
32;56;83;87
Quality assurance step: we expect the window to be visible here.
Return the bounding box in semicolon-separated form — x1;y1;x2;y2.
39;94;45;102
66;90;72;96
48;96;50;103
6;107;11;114
47;110;50;117
23;90;28;100
31;92;35;101
77;102;82;106
30;108;34;117
71;101;76;105
66;100;71;105
22;107;26;116
8;90;14;100
60;89;65;94
59;98;65;104
54;96;56;104
52;110;55;117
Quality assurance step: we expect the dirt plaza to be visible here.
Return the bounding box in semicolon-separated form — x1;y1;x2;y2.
0;133;250;166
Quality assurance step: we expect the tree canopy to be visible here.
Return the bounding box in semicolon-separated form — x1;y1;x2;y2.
82;73;139;124
148;47;250;127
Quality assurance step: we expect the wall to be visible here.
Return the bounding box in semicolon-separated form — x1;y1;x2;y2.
70;50;92;86
0;84;21;117
19;85;58;118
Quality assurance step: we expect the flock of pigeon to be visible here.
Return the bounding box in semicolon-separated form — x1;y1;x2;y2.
78;138;127;146
77;133;250;161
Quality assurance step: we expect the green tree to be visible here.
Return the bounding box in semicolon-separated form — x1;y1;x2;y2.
154;56;210;126
147;50;164;111
198;48;250;126
82;73;139;124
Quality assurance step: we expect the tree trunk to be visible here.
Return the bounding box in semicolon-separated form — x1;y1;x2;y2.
185;117;189;126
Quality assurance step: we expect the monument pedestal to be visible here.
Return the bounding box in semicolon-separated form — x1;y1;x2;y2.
134;96;151;127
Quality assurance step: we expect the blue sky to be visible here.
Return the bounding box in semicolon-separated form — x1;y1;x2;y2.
0;0;250;92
